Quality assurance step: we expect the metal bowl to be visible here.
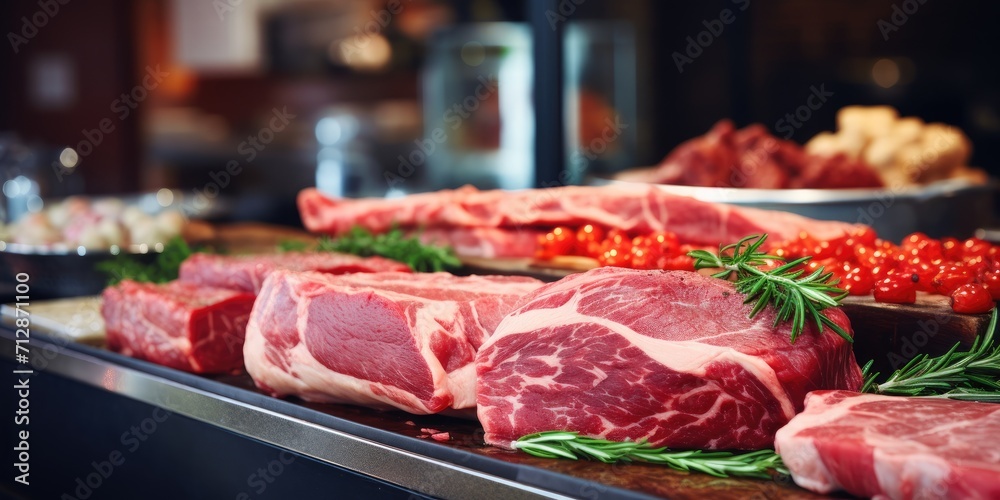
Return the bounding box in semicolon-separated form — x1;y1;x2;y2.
592;177;997;242
0;242;162;300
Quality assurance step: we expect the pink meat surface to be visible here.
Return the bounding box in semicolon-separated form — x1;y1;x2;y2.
101;280;256;373
775;391;1000;500
476;267;862;450
243;271;543;414
298;185;859;255
179;252;410;294
417;227;543;258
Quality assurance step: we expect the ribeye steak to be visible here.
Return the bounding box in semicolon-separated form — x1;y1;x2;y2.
477;267;863;450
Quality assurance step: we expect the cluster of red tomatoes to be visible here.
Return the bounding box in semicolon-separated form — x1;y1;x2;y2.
536;225;697;271
773;229;999;313
537;225;1000;314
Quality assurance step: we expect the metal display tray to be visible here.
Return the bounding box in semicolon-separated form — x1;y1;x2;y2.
0;329;830;500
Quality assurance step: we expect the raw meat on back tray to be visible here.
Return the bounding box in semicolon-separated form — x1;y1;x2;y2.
243;270;544;414
297;185;860;257
477;267;863;450
775;390;1000;500
101;280;256;373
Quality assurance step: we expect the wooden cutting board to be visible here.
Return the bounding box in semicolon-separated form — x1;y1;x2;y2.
1;296;105;345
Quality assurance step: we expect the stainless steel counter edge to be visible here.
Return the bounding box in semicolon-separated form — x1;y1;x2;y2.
2;335;574;500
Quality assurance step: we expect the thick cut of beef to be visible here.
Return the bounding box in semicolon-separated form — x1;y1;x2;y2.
476;267;862;450
179;252;410;294
298;185;859;255
101;280;256;373
775;391;1000;500
243;271;543;414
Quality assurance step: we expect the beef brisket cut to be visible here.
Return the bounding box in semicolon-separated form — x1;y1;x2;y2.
476;267;862;450
243;271;543;414
297;185;860;256
179;252;411;294
101;280;256;373
775;390;1000;499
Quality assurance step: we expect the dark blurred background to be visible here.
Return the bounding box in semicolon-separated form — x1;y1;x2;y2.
0;0;997;225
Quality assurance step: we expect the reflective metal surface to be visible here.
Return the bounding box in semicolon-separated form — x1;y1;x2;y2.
591;176;997;241
1;333;572;500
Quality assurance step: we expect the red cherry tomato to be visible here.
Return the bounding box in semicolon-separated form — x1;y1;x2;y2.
597;233;632;267
931;265;974;295
540;226;575;257
842;266;875;296
657;254;695;271
977;269;1000;300
874;274;917;304
575;224;605;258
851;227;878;246
941;237;963;260
950;283;994;314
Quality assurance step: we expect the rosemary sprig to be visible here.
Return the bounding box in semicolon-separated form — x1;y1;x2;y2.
280;226;461;273
861;308;1000;402
687;234;850;343
513;431;788;479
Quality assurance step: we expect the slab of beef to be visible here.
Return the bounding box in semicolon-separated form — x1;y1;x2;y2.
101;280;256;373
243;271;543;414
642;120;884;189
775;391;1000;500
416;227;543;258
476;267;862;450
178;252;411;294
298;184;860;255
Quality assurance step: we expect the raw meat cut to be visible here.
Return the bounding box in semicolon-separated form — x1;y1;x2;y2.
101;280;256;373
243;270;543;414
775;390;1000;500
476;267;862;450
297;185;860;256
179;252;411;294
633;120;883;189
416;227;543;258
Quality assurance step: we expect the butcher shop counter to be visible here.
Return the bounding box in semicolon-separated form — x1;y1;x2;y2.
0;326;843;500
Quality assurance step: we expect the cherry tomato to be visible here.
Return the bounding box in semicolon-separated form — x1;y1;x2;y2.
575;224;605;258
874;274;917;304
597;233;631;267
931;265;975;295
903;262;937;293
851;227;878;246
950;283;994;314
539;226;575;257
650;231;679;256
630;236;654;269
657;254;695;271
841;266;875;296
963;238;991;259
977;269;1000;300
